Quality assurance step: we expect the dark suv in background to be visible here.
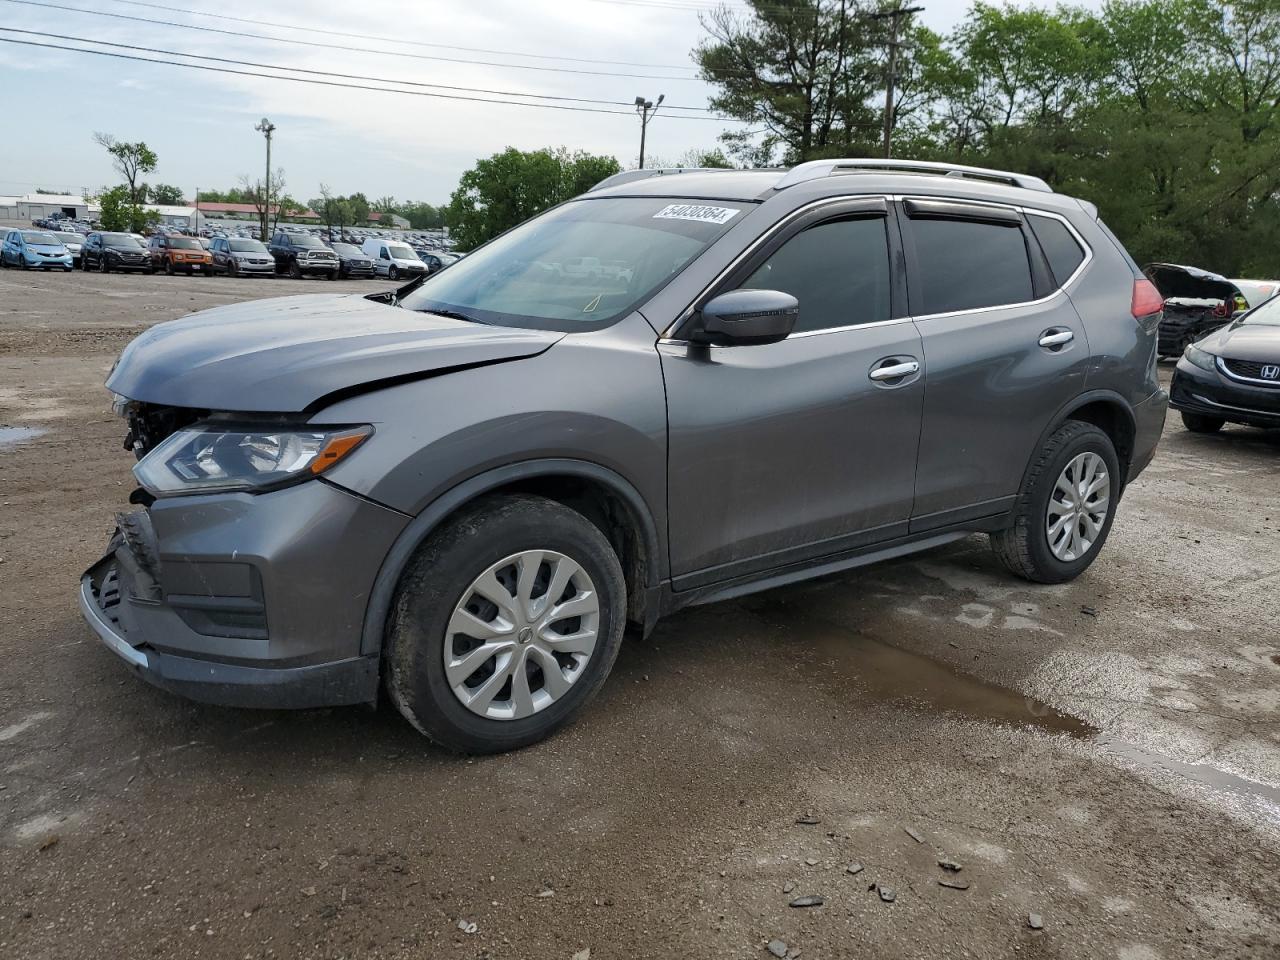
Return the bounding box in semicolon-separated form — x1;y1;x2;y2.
82;159;1167;753
269;229;340;279
82;232;151;273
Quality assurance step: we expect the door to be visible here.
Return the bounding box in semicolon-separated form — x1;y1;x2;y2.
662;200;924;589
898;198;1091;529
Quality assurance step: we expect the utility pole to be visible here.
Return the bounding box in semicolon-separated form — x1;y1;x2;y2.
634;94;664;169
254;117;276;241
870;5;924;159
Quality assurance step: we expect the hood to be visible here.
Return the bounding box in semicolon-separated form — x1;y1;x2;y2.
1144;263;1240;303
107;294;564;413
1199;317;1280;363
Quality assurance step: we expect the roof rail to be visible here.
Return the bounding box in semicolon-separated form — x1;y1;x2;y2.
589;167;739;192
773;158;1053;194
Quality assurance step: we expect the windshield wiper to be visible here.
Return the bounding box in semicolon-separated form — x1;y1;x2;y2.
422;308;487;325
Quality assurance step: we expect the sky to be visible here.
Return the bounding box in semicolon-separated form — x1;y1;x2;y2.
0;0;1081;206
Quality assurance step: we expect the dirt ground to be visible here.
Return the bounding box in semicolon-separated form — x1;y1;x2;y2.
1;266;1278;960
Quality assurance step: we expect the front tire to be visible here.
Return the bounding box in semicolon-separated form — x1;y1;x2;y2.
991;421;1120;584
388;264;399;280
385;495;626;754
1181;412;1225;433
289;260;302;279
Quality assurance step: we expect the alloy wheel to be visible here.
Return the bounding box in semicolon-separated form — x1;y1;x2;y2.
1045;452;1110;562
444;550;600;721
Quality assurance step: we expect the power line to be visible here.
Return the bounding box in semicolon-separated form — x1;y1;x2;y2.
98;0;701;71
0;28;720;112
0;0;705;80
0;34;748;121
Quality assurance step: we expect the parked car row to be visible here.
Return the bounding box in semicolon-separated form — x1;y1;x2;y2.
1;228;461;280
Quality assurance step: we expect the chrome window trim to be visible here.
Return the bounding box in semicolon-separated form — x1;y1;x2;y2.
659;194;1093;340
1216;356;1280;387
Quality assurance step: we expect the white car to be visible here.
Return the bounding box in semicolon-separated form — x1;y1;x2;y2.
360;238;427;280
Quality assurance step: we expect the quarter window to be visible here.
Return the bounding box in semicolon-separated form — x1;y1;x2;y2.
909;217;1034;314
739;217;891;333
1028;214;1086;287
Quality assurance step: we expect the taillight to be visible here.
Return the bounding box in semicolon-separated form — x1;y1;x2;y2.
1131;279;1164;319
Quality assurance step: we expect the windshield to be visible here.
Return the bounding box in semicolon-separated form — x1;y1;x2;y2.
1241;295;1280;327
400;197;748;330
22;232;61;246
228;239;267;253
386;244;419;260
290;234;324;248
331;243;361;256
103;233;142;249
54;232;81;244
167;237;201;250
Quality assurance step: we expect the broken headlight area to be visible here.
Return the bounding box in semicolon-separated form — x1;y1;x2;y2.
133;424;372;497
117;400;206;461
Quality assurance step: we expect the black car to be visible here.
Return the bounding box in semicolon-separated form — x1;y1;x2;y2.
1170;296;1280;432
419;251;458;275
328;242;375;279
268;230;339;279
82;232;152;273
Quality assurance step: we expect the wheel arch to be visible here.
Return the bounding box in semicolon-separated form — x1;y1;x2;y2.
1027;390;1137;489
359;459;664;658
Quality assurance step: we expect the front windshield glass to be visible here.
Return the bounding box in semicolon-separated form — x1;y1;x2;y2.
290;234;324;248
54;232;80;244
400;197;749;330
228;239;267;253
1242;295;1280;327
386;244;419;260
167;237;201;250
22;232;61;246
331;243;360;256
103;233;142;249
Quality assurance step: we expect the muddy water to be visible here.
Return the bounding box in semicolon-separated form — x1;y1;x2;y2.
746;596;1280;814
0;426;47;449
747;596;1094;737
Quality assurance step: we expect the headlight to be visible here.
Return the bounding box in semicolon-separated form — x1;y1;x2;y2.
1184;343;1218;372
134;425;372;496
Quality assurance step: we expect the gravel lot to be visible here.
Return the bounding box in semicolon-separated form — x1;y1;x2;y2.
1;268;1278;960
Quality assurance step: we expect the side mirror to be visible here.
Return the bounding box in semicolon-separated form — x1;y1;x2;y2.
691;289;799;346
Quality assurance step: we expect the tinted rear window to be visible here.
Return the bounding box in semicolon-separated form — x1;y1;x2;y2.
910;218;1033;314
1028;215;1085;287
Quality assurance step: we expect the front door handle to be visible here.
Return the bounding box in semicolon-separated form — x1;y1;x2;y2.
869;359;920;381
1038;328;1075;348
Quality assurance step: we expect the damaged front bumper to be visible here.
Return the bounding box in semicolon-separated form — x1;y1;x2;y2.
78;480;409;709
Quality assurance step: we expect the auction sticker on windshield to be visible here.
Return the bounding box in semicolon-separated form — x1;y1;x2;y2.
653;204;739;225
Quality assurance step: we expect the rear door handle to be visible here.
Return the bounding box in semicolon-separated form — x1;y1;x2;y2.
869;360;920;381
1038;329;1074;348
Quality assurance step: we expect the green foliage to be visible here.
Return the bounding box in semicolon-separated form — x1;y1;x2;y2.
699;0;1280;275
148;183;186;205
97;185;156;233
445;147;621;250
93;133;158;204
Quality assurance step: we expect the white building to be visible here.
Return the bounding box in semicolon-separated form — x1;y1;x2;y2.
0;196;20;219
145;205;208;231
15;193;89;220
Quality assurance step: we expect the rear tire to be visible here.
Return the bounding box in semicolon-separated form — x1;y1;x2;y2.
385;495;626;754
1181;412;1225;433
991;421;1120;584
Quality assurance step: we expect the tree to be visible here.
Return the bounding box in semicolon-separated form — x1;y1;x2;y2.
96;185;157;233
92;133;157;204
239;167;287;240
149;183;186;205
445;148;621;250
695;0;884;165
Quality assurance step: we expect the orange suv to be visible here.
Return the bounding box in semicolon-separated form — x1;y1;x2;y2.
148;234;213;275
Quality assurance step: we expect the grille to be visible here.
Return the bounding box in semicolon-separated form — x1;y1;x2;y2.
1222;358;1280;383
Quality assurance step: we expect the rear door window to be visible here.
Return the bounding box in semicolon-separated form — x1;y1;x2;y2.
907;214;1034;315
1028;215;1086;287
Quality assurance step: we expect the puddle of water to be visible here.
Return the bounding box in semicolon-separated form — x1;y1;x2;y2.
748;598;1093;737
0;426;47;449
745;597;1280;812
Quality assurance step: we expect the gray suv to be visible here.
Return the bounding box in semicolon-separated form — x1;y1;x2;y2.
81;159;1168;753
